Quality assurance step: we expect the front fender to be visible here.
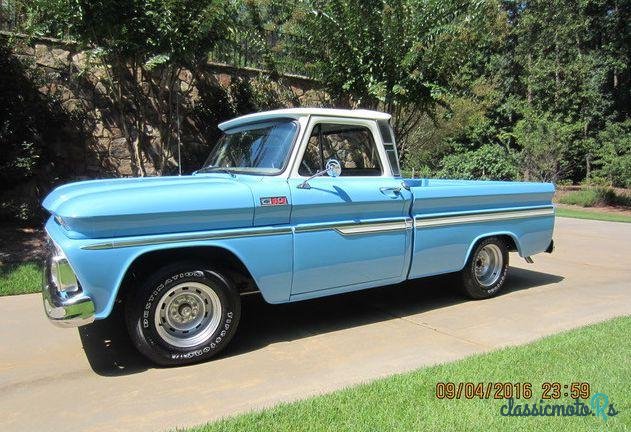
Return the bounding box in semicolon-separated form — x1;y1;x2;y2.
46;218;293;319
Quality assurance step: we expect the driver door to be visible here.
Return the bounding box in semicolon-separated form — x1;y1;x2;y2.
289;118;411;296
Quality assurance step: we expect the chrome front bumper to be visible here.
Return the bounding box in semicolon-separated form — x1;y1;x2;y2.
42;241;95;328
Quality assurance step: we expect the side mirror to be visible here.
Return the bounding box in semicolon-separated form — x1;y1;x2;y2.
298;159;342;189
325;159;342;178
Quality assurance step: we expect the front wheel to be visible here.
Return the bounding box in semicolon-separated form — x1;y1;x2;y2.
460;237;509;299
125;263;241;366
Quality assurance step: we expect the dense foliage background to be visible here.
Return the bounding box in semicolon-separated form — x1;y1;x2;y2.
286;0;630;186
1;0;630;223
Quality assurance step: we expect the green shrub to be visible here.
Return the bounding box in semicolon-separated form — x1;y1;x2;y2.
555;179;574;187
559;189;604;207
558;187;631;208
590;121;631;189
400;166;433;179
608;190;631;207
437;144;519;181
513;109;580;183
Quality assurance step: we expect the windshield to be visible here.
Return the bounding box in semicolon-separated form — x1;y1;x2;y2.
200;119;298;175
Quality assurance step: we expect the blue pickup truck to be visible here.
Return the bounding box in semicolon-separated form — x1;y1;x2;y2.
42;108;555;365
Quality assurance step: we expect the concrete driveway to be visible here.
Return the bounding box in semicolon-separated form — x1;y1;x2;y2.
1;217;630;432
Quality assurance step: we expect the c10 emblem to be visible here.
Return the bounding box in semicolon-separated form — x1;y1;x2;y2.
260;196;288;206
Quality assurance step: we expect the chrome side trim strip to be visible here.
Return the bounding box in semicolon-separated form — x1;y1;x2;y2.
294;218;412;236
81;226;293;250
415;207;554;229
414;204;553;220
335;220;410;235
293;221;346;233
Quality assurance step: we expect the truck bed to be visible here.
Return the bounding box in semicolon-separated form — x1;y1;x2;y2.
403;178;555;279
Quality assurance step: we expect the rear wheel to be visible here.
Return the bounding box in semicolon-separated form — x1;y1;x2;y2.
125;262;241;366
460;237;509;299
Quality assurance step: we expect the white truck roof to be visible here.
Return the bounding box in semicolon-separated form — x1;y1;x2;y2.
218;108;391;131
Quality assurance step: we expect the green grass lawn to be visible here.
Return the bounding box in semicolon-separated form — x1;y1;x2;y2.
187;316;631;432
556;207;631;223
0;261;42;296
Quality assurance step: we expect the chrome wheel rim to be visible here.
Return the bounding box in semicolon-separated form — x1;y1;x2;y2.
474;244;503;288
154;282;222;348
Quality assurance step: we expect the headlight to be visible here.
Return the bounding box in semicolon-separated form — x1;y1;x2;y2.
49;243;79;293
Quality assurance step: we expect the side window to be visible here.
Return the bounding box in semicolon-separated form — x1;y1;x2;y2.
298;123;382;177
298;125;323;176
377;120;401;177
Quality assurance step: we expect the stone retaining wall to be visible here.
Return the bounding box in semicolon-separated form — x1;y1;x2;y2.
3;32;326;178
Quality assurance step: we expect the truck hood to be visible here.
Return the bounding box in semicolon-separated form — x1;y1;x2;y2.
43;175;255;239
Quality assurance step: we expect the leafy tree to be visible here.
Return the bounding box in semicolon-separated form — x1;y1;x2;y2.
591;120;631;188
21;0;231;176
419;0;630;186
513;108;582;183
497;0;629;183
234;0;297;74
403;81;495;173
289;0;496;151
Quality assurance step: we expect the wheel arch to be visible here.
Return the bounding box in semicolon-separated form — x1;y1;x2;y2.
463;231;520;268
117;245;260;306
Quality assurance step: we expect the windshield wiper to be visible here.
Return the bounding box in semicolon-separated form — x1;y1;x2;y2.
194;166;237;177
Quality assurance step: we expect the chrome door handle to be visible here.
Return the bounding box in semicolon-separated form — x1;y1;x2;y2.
379;186;401;196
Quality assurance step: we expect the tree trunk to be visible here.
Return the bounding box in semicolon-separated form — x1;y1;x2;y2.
554;34;560;103
112;62;144;177
586;154;591;180
527;54;533;104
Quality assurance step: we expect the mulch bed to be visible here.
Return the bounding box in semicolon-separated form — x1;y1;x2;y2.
0;223;46;265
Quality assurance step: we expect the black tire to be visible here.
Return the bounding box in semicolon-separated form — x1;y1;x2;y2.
125;262;241;366
460;237;509;299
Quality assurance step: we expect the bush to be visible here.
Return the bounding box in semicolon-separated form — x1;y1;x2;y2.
558;187;631;208
590;121;631;189
513;109;579;183
0;39;84;223
437;144;519;180
400;166;434;179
